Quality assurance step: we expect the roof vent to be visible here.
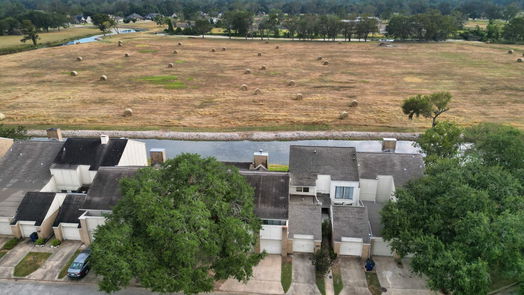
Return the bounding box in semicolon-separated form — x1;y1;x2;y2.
100;135;109;145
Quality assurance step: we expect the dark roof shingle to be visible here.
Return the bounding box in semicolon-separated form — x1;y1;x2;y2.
53;194;86;226
289;146;359;186
52;138;128;171
357;152;424;187
240;171;289;220
0;141;64;217
12;192;56;225
82;167;139;210
332;205;371;243
288;200;322;240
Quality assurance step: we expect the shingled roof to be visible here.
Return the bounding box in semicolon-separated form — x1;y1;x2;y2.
52;138;128;171
53;194;86;227
357;152;424;187
11;192;56;225
82;167;139;210
289;146;359;186
288;199;322;240
240;171;289;220
0;141;64;217
332;205;372;243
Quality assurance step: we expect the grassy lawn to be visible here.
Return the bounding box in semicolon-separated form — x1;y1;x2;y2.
316;272;326;295
268;164;289;172
2;238;20;250
281;256;292;293
365;271;382;295
0;250;7;259
332;264;343;295
58;249;81;279
14;252;52;277
0;26;100;51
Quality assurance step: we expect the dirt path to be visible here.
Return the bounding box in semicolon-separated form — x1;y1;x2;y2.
28;130;419;141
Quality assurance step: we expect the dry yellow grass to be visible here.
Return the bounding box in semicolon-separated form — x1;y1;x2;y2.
0;32;523;132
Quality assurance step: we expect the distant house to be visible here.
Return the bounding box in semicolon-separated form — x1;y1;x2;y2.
125;13;144;21
145;13;162;20
171;13;178;19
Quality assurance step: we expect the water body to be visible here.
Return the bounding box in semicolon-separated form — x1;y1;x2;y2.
63;28;137;45
32;137;419;164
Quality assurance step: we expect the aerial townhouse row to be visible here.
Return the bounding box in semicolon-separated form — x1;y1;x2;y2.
0;130;424;258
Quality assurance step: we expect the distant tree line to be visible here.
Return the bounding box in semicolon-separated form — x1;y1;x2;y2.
0;10;69;36
461;17;524;42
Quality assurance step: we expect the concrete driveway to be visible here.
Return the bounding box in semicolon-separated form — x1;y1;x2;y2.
374;257;438;295
338;257;371;295
286;253;321;295
28;241;82;281
219;254;284;294
0;239;35;279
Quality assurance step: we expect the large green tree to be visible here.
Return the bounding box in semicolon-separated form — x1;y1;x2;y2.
91;154;264;294
382;125;524;295
19;19;39;46
416;120;463;162
402;92;452;127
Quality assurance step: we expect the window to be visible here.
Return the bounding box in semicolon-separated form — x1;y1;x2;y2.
262;219;286;226
335;186;354;200
296;187;310;193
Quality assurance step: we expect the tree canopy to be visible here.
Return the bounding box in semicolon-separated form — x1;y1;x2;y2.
0;124;28;139
402;92;452;127
90;154;264;294
382;124;524;294
416;120;463;161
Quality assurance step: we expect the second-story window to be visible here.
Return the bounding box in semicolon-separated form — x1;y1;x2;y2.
296;187;310;193
335;186;354;200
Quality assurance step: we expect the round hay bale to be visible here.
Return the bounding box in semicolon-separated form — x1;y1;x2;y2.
222;47;226;51
76;56;83;61
317;56;323;60
124;53;130;57
275;45;279;49
287;80;296;87
0;113;5;121
70;71;78;76
173;50;178;54
240;84;248;91
508;49;514;54
168;63;174;68
244;69;252;74
118;40;123;47
257;52;262;56
517;58;523;63
123;108;133;117
294;93;303;100
338;41;342;44
178;42;182;46
211;48;216;52
265;41;269;44
322;61;329;65
99;75;108;81
349;100;358;107
260;65;267;70
339;111;349;120
254;88;262;95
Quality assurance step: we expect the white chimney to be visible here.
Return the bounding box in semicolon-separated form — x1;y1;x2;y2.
100;135;109;145
46;128;63;141
150;148;166;166
382;138;397;152
253;149;269;169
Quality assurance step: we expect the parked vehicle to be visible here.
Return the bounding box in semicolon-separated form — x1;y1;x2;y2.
67;249;91;279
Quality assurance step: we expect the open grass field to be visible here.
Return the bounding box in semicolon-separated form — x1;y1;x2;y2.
0;26;100;50
0;31;523;132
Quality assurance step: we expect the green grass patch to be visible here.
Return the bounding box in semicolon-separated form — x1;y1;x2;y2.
138;49;158;53
269;164;289;172
0;250;7;259
14;252;52;277
59;249;81;279
138;75;186;89
333;264;343;295
281;256;292;293
316;272;326;295
175;60;186;64
365;271;382;295
2;238;20;250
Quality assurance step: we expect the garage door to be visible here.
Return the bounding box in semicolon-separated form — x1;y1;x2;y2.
0;221;11;235
61;224;81;240
260;239;282;254
339;237;363;256
20;223;37;238
372;237;394;256
292;234;315;253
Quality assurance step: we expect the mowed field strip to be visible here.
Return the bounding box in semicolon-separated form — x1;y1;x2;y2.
0;31;523;131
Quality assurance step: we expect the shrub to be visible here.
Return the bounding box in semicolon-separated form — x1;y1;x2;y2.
50;239;61;247
35;238;46;245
